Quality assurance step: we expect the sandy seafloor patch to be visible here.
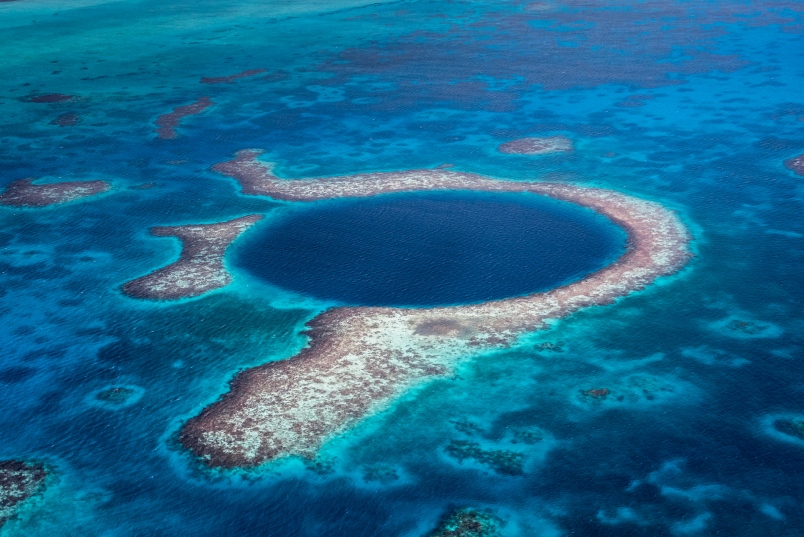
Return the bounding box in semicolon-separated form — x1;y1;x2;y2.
0;0;803;535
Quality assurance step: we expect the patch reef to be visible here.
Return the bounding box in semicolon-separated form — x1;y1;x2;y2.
0;178;110;207
0;460;47;527
123;215;262;300
176;149;693;468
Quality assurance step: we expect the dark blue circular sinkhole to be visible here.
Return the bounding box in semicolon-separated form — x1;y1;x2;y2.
233;191;627;307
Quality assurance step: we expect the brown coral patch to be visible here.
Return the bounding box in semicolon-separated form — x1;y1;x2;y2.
122;215;262;300
0;178;110;208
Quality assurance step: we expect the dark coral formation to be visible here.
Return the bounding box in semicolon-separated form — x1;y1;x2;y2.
510;428;543;445
0;460;47;528
784;154;804;176
0;178;110;208
154;97;214;139
444;440;525;476
201;69;266;84
726;319;766;335
362;464;399;484
497;136;573;155
426;508;502;537
450;418;484;436
774;418;804;441
122;214;262;300
534;341;563;352
583;388;610;399
302;457;335;476
21;93;73;103
95;386;135;404
49;112;81;127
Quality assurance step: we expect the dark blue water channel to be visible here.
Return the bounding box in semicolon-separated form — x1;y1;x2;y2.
233;190;627;306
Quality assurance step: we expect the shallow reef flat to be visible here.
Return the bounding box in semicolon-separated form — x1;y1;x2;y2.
122;214;262;300
0;460;47;528
0;178;110;208
177;151;693;469
497;135;573;155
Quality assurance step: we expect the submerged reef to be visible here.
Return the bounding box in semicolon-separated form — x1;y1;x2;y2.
154;97;214;139
123;215;262;300
201;69;266;84
21;93;74;103
426;508;502;537
774;418;804;441
497;136;573;155
96;386;135;404
444;440;525;476
0;178;110;208
0;460;47;528
361;464;399;485
178;150;692;469
784;154;804;175
49;112;81;127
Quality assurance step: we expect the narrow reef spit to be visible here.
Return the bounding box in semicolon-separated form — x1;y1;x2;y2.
123;215;262;300
426;508;502;537
175;149;693;469
154;97;214;139
497;136;572;155
21;93;73;103
0;460;47;528
785;154;804;176
0;178;110;208
201;69;266;84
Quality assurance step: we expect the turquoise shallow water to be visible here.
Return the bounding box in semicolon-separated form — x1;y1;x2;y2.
1;0;803;535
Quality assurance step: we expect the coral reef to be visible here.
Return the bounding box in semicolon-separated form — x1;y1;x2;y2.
0;178;110;208
444;440;525;476
201;69;266;84
726;319;767;335
774;418;804;441
0;460;47;528
583;388;610;399
95;386;135;404
21;93;73;103
154;97;214;139
178;151;692;468
362;464;399;484
302;457;335;476
123;215;262;300
426;508;502;537
50;112;81;126
534;341;563;352
497;136;573;155
510;428;543;445
784;154;804;176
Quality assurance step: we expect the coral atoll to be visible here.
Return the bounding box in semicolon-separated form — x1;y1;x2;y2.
0;460;47;528
178;150;692;469
123;215;262;300
0;178;110;208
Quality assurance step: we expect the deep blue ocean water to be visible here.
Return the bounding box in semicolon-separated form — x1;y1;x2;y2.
1;0;803;535
233;191;625;306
